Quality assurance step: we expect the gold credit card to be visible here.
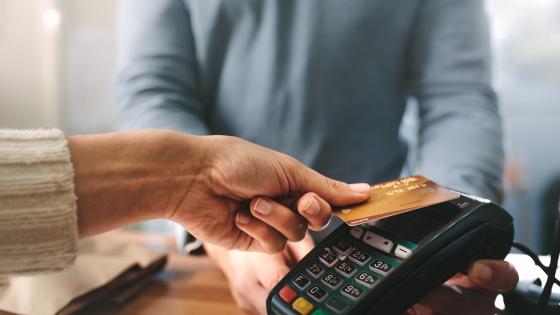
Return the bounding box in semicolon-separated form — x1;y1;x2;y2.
335;175;460;226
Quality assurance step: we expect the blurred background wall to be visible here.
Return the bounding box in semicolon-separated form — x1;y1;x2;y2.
487;0;560;252
0;0;60;129
0;0;115;132
1;0;559;251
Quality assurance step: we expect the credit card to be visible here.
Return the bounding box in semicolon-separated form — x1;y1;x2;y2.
335;175;460;226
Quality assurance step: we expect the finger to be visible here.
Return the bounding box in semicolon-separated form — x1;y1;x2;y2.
467;259;519;293
298;192;340;230
416;284;496;315
284;157;370;205
250;197;308;241
235;210;288;254
444;273;474;288
287;233;315;263
254;253;292;290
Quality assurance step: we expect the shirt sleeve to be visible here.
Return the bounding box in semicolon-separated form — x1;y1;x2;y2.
0;129;77;276
408;0;504;202
114;0;210;135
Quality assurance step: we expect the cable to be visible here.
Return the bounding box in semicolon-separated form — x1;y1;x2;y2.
511;242;560;287
535;199;560;314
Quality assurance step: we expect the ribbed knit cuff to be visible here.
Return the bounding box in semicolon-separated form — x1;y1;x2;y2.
0;129;77;276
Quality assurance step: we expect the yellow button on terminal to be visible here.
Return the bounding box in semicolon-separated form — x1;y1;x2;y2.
292;296;314;315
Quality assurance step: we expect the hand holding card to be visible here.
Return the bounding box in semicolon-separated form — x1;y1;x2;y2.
334;176;460;226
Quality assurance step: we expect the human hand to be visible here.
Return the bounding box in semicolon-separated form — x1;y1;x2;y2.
405;259;519;315
205;234;315;315
70;130;366;246
169;135;370;253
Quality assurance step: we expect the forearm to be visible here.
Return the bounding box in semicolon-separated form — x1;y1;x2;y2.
115;0;208;135
68;129;210;238
410;0;503;200
415;92;504;201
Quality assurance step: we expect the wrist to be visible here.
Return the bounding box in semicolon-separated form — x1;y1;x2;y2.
148;130;216;220
68;129;211;237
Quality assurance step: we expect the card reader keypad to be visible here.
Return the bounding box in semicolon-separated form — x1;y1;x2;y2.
272;225;416;315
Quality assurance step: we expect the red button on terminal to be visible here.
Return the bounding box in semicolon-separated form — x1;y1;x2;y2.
279;285;298;304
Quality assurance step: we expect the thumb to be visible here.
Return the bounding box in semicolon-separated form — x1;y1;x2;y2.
286;159;370;206
254;253;291;291
468;260;519;292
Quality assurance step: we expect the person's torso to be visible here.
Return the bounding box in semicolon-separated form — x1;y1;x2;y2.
186;0;420;183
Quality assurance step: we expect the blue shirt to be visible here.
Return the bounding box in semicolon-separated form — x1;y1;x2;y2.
115;0;504;201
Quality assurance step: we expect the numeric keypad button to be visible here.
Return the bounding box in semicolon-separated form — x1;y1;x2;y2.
349;249;370;266
307;285;328;303
321;273;343;289
319;248;339;267
292;274;311;290
341;284;364;301
326;297;349;314
369;258;394;276
333;240;352;256
334;261;357;278
355;271;379;288
306;262;325;278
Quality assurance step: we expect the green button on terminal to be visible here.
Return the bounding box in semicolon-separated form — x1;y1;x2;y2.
311;309;330;315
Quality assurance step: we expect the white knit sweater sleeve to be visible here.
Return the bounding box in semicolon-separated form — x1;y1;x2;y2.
0;129;77;276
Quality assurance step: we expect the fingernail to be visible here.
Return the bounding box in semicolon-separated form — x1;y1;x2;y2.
303;195;320;215
472;262;492;282
236;212;251;225
349;183;371;194
253;198;272;215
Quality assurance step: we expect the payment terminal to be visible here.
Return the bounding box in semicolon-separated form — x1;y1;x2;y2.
266;192;514;315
